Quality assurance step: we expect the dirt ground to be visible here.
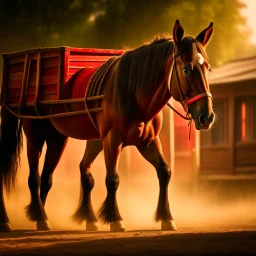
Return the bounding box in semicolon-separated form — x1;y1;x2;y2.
1;139;256;255
0;226;256;256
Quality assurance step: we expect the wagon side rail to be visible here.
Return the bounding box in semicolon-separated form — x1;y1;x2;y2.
1;95;105;119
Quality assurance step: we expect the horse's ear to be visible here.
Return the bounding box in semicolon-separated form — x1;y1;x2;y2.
173;20;184;44
196;22;213;47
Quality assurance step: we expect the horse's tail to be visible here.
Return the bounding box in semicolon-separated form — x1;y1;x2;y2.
0;107;23;194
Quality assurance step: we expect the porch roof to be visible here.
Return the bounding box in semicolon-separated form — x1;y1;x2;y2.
209;55;256;86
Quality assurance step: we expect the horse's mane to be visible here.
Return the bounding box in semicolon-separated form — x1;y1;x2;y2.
116;37;174;98
88;35;210;100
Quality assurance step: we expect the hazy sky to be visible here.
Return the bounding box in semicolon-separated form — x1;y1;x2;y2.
242;0;256;45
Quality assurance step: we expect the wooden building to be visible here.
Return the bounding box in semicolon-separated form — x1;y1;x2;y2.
200;55;256;176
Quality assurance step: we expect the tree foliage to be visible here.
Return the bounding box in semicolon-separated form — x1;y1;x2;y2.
0;0;252;66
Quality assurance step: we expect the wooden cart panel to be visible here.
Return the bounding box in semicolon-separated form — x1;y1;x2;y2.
1;47;124;107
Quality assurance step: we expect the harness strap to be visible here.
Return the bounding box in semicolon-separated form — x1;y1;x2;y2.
84;68;100;134
167;102;190;120
185;92;212;105
167;49;212;140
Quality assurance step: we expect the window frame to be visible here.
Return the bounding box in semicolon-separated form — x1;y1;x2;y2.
200;96;229;148
235;95;256;144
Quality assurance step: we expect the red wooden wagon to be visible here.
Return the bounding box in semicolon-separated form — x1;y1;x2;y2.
0;47;124;118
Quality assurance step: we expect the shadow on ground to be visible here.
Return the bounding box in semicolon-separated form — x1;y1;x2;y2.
0;228;256;256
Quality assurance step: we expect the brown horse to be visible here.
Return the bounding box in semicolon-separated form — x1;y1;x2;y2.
0;20;215;232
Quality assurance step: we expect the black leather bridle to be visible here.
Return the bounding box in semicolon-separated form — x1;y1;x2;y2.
167;51;212;139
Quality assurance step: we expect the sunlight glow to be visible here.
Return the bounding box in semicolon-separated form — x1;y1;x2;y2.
242;0;256;45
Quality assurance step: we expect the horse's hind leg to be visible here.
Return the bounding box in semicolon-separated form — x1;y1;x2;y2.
23;120;48;230
0;175;11;231
39;123;68;230
98;132;125;232
73;139;102;231
136;137;177;231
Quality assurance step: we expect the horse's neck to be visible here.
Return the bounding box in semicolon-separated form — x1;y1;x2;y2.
136;58;173;121
136;79;171;121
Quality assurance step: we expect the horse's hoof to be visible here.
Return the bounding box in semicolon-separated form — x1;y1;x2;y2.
86;221;99;232
0;222;11;232
161;220;177;231
37;220;51;231
110;221;125;232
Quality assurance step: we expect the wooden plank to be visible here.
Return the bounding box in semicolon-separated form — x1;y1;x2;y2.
29;60;37;71
7;55;25;64
30;52;42;60
68;55;115;61
9;72;23;80
19;53;29;106
1;58;7;105
26;87;35;95
34;51;41;106
69;61;103;67
41;84;57;93
41;51;62;59
42;58;59;68
64;49;69;84
68;47;124;55
8;79;23;88
27;72;37;87
57;52;62;99
41;76;58;86
40;93;57;101
7;88;21;97
26;95;35;102
7;63;25;73
41;66;59;76
2;47;65;58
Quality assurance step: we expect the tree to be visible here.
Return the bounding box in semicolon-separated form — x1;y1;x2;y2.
89;0;251;66
0;0;252;66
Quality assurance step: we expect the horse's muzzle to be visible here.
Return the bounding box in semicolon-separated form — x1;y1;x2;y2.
197;112;215;130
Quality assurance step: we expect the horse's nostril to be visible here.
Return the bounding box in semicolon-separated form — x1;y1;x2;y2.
199;113;206;125
199;113;215;126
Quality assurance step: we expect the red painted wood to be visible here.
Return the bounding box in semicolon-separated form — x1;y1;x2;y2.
7;88;21;97
9;72;23;80
41;67;59;76
42;58;59;68
68;61;104;68
41;75;58;86
26;95;36;102
7;63;24;73
27;72;37;86
8;79;23;88
68;55;117;61
3;46;125;105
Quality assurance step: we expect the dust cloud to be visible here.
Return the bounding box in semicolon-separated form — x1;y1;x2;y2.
5;138;256;231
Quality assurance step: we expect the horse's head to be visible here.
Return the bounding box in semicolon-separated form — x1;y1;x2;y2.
169;20;215;130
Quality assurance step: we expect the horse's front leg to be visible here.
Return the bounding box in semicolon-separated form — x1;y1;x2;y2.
136;137;177;231
98;130;125;232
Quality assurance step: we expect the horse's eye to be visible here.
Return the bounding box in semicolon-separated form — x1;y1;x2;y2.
208;67;212;72
183;67;189;74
